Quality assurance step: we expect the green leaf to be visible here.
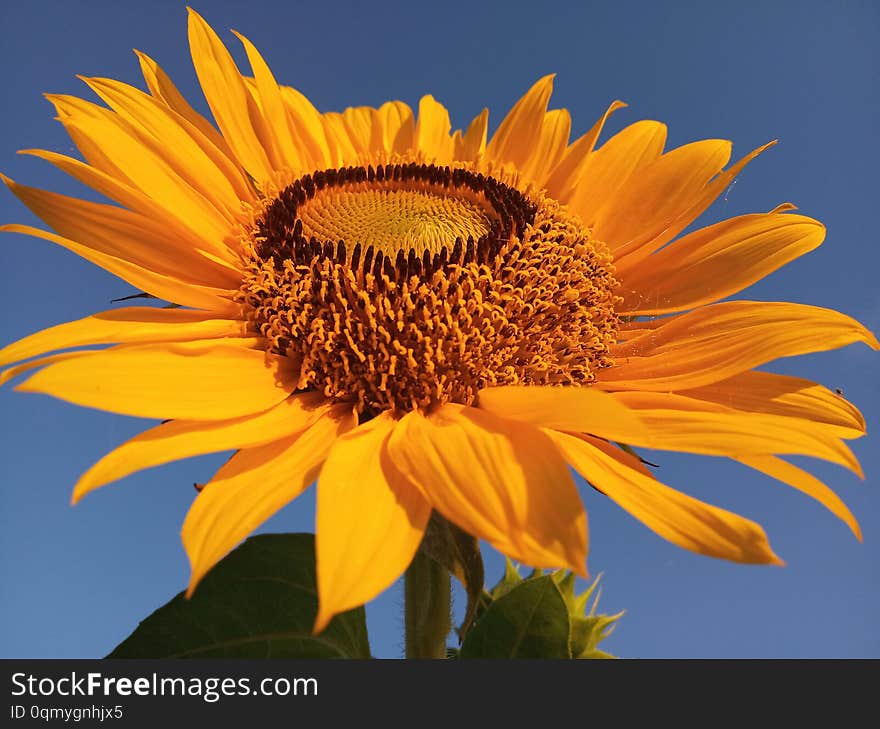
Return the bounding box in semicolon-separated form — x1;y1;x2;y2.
108;533;370;658
459;575;571;658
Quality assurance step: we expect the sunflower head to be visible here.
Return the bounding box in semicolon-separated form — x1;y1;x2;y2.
1;7;875;635
239;162;619;416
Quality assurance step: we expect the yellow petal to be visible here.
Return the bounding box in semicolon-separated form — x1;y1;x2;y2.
520;108;571;185
0;224;235;311
80;76;247;222
387;404;588;575
486;75;555;171
549;432;783;565
377;100;415;156
455;108;488;162
135;49;239;165
2;351;95;387
614;141;777;270
592;139;732;250
321;111;359;167
680;370;866;439
184;404;357;596
733;455;861;540
0;174;239;287
617;317;666;342
279;85;333;169
544;99;627;202
16;340;295;421
44;94;128;179
618;213;826;315
342;105;378;156
566;120;667;222
232;31;304;173
415;95;454;164
314;412;431;632
18;148;224;260
73;392;331;501
601;301;880;391
477;384;648;443
187;8;274;180
53;106;234;247
46;92;234;244
608;391;863;476
0;307;244;368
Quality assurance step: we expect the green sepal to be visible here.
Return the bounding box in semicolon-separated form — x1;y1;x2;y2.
557;571;623;658
108;533;370;658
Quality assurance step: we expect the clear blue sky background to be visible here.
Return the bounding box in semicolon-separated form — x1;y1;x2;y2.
1;0;877;659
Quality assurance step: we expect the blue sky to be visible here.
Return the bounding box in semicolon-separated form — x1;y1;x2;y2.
1;0;877;658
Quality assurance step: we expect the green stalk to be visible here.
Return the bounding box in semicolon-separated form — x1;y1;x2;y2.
404;548;451;659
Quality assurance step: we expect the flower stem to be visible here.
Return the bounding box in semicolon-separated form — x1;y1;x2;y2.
404;548;451;659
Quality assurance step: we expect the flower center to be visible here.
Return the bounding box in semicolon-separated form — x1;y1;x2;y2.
239;163;620;416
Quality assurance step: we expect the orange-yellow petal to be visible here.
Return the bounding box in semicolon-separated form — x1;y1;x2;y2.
679;370;866;440
2;351;95;387
455;108;488;162
232;31;304;173
386;404;588;575
79;75;247;222
477;384;648;443
0;173;239;287
0;224;235;312
601;301;880;391
44;94;128;179
187;8;274;180
184;404;357;596
16;340;295;421
321;111;360;167
17;148;231;261
135;49;239;167
613;141;777;269
47;97;234;248
73;392;331;501
486;75;555;171
314;412;431;632
609;391;863;476
0;307;244;368
279;85;332;169
733;455;861;540
618;213;826;315
566;119;666;222
544;99;627;202
377;100;415;156
415;95;454;164
592;139;732;251
341;106;377;157
520;108;571;184
549;432;783;565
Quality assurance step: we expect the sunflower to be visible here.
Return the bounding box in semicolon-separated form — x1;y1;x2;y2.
1;8;876;633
